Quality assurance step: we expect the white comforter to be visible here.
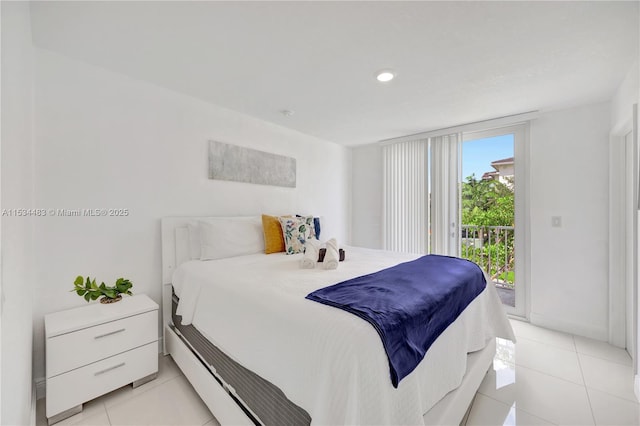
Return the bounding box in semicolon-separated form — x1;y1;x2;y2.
173;246;514;425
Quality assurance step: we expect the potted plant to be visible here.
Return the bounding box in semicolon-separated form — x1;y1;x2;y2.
72;276;133;304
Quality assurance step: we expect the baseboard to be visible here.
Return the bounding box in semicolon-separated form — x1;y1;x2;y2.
529;312;608;341
35;377;46;400
31;380;37;425
635;374;639;402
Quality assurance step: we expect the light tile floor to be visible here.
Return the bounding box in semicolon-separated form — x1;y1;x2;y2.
36;320;639;426
467;319;640;426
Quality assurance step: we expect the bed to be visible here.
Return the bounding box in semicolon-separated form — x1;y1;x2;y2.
161;216;515;425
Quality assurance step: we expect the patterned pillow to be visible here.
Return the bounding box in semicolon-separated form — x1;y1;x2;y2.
278;216;316;255
296;214;321;239
296;216;317;245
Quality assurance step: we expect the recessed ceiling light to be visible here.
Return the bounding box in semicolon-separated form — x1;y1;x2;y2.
375;70;395;83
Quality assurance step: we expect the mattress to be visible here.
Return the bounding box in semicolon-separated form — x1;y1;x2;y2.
173;246;515;425
171;293;311;426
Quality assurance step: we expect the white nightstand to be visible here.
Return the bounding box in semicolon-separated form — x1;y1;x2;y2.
45;294;159;425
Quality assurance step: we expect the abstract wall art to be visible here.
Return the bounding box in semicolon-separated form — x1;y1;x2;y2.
208;140;296;188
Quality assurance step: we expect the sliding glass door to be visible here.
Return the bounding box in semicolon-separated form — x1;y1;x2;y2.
461;125;527;316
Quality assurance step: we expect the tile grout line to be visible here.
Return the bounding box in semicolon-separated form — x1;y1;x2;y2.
509;330;576;352
102;369;180;412
574;350;634;368
571;334;633;367
583;384;640;406
476;392;558;425
485;335;594;425
201;416;216;426
103;400;113;426
516;334;580;354
493;360;585;386
575;337;598;426
461;392;477;426
513;332;639;407
571;333;578;353
575;353;639;403
499;324;637;424
517;327;632;378
514;334;589;385
494;358;586;388
479;352;580;424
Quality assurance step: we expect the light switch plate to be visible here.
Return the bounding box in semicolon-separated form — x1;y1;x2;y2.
551;216;562;227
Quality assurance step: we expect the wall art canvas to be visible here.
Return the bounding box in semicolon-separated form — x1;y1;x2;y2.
208;140;296;188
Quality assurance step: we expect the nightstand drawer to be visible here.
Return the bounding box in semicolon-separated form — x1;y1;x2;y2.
47;310;157;378
46;342;158;418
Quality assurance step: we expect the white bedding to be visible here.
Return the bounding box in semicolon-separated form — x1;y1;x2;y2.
173;246;515;425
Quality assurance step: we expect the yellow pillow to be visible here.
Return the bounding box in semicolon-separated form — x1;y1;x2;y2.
262;214;290;254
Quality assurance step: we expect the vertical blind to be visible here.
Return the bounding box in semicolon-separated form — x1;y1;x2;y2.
382;133;461;256
430;133;461;256
382;140;428;253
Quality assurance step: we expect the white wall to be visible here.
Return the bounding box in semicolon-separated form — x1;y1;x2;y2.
611;59;639;134
31;49;351;383
1;2;35;424
609;59;639;397
529;102;611;340
351;102;613;340
351;144;383;249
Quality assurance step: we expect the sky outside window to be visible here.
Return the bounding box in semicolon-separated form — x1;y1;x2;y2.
462;134;514;180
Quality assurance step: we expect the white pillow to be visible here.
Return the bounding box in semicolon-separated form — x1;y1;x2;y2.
187;222;202;260
198;217;265;260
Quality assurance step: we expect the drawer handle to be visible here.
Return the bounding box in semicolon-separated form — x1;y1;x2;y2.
94;362;125;376
94;328;125;339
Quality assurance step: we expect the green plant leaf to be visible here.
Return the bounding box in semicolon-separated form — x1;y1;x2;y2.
73;276;133;301
116;281;132;293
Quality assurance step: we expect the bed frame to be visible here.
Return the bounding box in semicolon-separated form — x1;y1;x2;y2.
161;216;496;425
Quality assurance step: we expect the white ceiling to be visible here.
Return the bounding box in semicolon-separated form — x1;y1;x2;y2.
29;1;638;146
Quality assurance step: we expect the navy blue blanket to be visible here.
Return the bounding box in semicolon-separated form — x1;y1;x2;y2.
306;255;486;387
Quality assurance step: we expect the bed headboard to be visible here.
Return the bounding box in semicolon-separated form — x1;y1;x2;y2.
161;216;207;353
161;216;206;285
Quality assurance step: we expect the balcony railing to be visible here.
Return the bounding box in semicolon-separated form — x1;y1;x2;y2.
461;225;515;289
